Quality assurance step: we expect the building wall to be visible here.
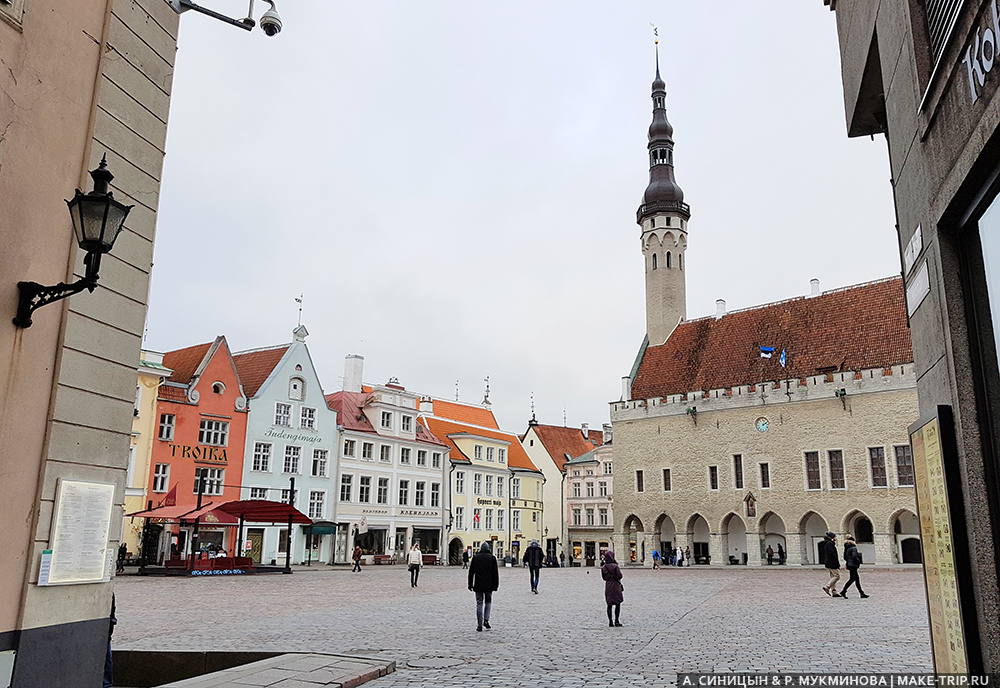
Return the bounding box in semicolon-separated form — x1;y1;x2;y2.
123;357;168;554
0;1;177;685
520;426;569;556
611;375;919;568
642;218;688;346
565;446;614;565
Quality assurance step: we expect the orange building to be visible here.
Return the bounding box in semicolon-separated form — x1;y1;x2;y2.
144;336;249;561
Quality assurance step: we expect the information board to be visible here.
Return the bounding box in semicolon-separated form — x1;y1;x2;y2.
910;413;968;673
44;479;116;585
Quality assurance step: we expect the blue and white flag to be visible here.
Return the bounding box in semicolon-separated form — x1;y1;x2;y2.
759;346;775;359
779;349;787;368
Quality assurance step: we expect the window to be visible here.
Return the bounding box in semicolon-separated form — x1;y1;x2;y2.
252;442;272;471
300;407;316;430
312;449;328;477
280;488;297;505
925;0;965;62
497;477;504;497
895;445;915;487
211;382;224;394
485;508;493;530
473;473;482;495
586;482;595;497
512;477;521;498
805;451;821;490
289;377;305;401
498;448;506;464
415;481;426;506
474;445;483;460
665;251;671;269
586;508;595;526
496;509;504;531
152;463;170;492
635;470;645;493
733;454;744;489
599;508;609;526
398;479;409;505
401;415;413;432
198;419;229;446
377;477;389;504
828;450;846;489
455;506;465;530
869;447;888;487
362;442;374;460
599;481;608;496
193;467;223;496
486;447;495;462
456;471;465;494
275;402;291;426
249;487;267;500
358;476;371;503
759;462;771;489
283;446;301;474
343;439;356;457
473;508;482;530
158;414;175;441
572;482;581;498
432;452;442;468
485;475;494;496
417;449;427;466
603;461;612;475
308;491;325;519
708;466;719;491
431;482;440;507
651;253;658;270
339;474;352;502
400;447;411;464
380;445;392;462
512;509;521;531
380;411;392;429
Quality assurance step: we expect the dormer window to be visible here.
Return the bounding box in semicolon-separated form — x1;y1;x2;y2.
212;382;225;394
289;377;305;401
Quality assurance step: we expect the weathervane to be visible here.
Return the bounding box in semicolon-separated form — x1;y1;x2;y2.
294;293;303;327
482;376;491;406
455;379;460;401
530;393;536;423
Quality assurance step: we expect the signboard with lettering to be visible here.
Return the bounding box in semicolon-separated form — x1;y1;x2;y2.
168;444;228;464
44;479;116;585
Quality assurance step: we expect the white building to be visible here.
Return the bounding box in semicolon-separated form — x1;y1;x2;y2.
325;355;449;564
234;325;339;565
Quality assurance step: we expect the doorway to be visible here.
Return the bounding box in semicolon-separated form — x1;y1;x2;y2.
247;528;264;564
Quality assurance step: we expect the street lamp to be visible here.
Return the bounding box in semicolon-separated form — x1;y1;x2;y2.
13;155;132;328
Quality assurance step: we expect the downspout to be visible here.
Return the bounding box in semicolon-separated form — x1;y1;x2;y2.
446;459;455;564
560;469;566;565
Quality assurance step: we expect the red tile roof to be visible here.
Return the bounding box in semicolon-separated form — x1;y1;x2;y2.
429;399;499;429
631;277;913;399
530;424;604;471
158;385;189;403
163;342;212;384
326;391;447;446
233;346;290;398
423;416;540;472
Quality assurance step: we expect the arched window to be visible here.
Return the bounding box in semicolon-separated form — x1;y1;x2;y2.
666;217;672;226
212;382;225;394
651;253;657;270
665;252;672;269
289;377;305;401
679;253;683;270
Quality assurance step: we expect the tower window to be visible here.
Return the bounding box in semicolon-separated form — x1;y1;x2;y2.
679;253;683;270
666;217;672;226
665;251;671;269
651;253;657;270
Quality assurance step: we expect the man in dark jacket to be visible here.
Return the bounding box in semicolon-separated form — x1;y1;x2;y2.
820;531;841;597
468;541;499;632
839;535;869;598
522;540;544;594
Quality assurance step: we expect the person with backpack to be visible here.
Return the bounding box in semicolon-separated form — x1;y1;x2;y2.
839;535;869;598
819;531;841;597
468;542;499;632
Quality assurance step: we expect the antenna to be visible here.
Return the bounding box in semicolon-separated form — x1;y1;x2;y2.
294;293;303;327
482;376;491;406
455;379;460;401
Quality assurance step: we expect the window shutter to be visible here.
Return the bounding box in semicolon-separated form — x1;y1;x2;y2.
926;0;965;61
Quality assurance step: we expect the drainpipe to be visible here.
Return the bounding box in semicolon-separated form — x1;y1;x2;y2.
446;459;455;564
560;469;566;566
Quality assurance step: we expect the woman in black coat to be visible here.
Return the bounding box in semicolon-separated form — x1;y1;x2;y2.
468;542;499;632
601;550;624;627
839;535;869;598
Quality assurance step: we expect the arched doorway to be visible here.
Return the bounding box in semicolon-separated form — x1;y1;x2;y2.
799;511;829;564
842;510;875;564
721;513;747;565
891;509;921;563
448;537;464;566
654;514;676;558
623;514;645;565
758;512;786;564
687;513;710;564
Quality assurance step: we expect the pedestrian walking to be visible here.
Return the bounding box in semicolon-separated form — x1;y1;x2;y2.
675;546;683;567
766;545;775;566
352;545;362;573
684;546;691;565
116;542;127;574
651;548;660;569
777;543;786;565
601;550;624;627
468;542;499;632
819;531;841;597
523;539;544;593
408;543;422;588
559;551;565;567
462;548;470;569
839;535;869;598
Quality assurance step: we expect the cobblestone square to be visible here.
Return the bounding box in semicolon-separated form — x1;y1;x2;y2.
115;566;932;687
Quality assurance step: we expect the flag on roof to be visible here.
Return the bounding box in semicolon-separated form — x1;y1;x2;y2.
779;349;787;368
759;346;775;359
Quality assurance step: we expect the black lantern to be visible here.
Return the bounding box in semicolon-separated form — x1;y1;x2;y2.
13;155;133;328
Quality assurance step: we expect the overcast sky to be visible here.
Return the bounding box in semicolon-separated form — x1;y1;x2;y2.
147;1;899;432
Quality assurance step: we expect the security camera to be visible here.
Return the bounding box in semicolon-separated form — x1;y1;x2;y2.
259;0;281;36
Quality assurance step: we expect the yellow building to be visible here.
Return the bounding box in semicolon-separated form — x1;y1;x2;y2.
421;399;544;564
121;351;171;558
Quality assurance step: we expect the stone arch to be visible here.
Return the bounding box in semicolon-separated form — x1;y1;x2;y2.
448;537;465;566
798;511;829;565
663;230;676;246
623;514;645;533
623;514;646;565
720;512;748;565
758;511;787;563
842;509;876;564
686;513;710;564
889;508;921;564
653;514;676;554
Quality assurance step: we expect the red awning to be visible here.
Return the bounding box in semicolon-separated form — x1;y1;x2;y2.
215;499;312;525
180;503;239;525
127;503;202;520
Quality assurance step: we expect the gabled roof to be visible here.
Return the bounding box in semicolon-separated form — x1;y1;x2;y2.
429;399;499;429
422;416;539;472
529;423;604;472
163;342;213;384
326;391;447;447
631;276;913;399
233;345;290;398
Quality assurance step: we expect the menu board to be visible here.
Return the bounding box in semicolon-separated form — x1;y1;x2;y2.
44;479;116;585
910;416;968;673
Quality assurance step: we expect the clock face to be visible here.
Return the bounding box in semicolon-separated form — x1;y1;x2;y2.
755;417;769;433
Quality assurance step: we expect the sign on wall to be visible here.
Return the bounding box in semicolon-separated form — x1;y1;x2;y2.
41;479;116;586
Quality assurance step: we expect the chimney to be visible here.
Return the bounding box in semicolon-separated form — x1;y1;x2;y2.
621;376;632;401
809;278;820;297
715;299;726;319
419;396;434;414
602;423;613;444
343;354;364;393
581;422;590;438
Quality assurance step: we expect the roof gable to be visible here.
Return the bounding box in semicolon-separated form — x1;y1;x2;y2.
529;424;604;472
163;341;213;385
423;416;539;471
233;345;291;398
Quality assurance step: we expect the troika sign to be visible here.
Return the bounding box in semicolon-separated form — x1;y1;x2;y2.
167;444;228;464
962;0;1000;103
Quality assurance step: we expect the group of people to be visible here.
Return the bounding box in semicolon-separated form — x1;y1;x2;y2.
819;531;869;598
651;546;691;568
765;543;787;565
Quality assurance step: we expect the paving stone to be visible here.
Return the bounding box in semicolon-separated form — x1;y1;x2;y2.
231;668;299;685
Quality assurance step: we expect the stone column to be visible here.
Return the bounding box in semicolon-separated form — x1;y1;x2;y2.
874;532;895;565
709;532;725;566
746;532;762;567
786;532;804;566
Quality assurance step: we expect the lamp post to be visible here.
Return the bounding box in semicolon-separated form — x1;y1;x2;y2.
13;155;132;328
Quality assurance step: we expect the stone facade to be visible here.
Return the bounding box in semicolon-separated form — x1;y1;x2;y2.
611;366;919;567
